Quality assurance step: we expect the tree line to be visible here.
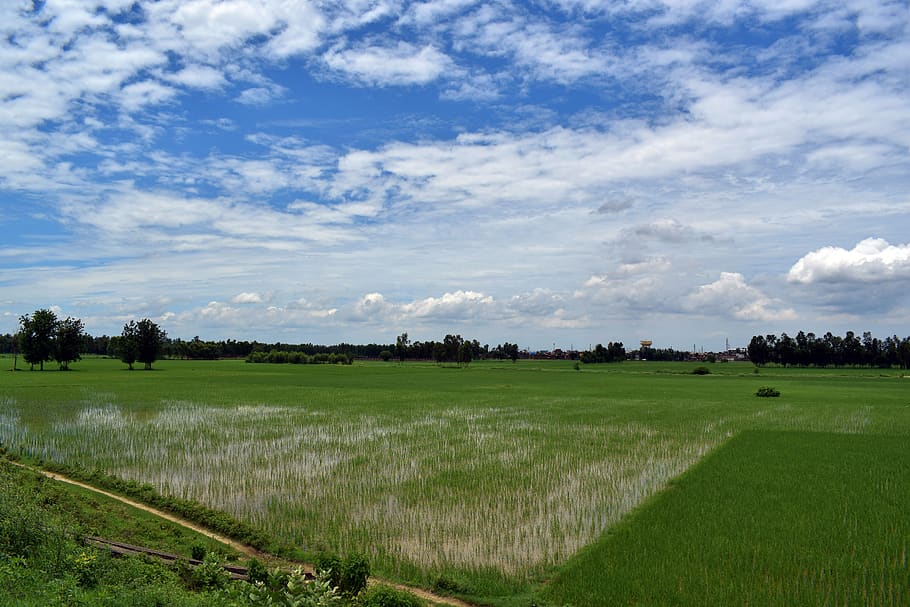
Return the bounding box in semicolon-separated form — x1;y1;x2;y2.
6;310;167;371
1;321;528;368
748;331;910;368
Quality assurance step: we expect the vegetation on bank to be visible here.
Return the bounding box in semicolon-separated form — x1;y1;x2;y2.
0;457;426;606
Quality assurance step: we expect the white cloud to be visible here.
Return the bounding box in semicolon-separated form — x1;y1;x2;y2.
167;0;279;56
686;272;797;322
453;6;609;83
322;41;452;86
404;0;481;26
401;290;495;319
236;86;282;105
787;238;910;284
167;64;227;89
119;80;178;111
232;292;267;304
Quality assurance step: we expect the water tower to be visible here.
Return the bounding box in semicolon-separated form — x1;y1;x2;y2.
639;340;652;360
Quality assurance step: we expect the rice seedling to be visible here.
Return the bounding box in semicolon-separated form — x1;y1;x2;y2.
1;358;908;602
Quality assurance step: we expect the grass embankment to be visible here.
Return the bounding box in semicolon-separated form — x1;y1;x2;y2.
0;457;242;606
542;430;910;606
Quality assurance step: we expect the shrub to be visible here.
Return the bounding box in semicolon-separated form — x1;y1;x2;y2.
190;542;206;561
190;552;230;590
691;366;711;375
240;567;342;607
339;553;370;597
357;584;424;607
315;551;369;597
247;557;268;586
756;386;780;397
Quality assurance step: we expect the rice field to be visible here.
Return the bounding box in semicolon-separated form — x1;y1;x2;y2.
542;430;910;606
1;357;908;602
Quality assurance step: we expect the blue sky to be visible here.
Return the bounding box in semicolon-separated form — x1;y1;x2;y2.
1;0;909;351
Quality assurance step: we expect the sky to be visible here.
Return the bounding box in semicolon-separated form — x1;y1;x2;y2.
1;0;909;351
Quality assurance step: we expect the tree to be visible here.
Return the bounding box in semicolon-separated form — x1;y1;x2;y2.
135;319;166;370
396;332;409;363
747;335;769;366
120;319;166;370
54;316;84;370
117;324;140;370
498;342;520;363
443;334;463;364
19;309;58;371
432;342;446;365
458;341;473;367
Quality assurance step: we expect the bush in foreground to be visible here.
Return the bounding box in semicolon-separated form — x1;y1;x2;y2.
756;386;780;397
357;584;424;607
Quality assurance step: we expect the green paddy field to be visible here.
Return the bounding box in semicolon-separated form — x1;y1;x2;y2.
1;356;908;605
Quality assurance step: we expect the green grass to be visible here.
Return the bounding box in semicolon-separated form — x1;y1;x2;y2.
2;356;909;604
542;430;910;606
0;458;241;606
0;459;239;560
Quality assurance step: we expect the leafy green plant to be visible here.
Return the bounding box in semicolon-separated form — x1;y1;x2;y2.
315;551;369;597
755;386;780;397
190;542;207;561
357;584;424;607
190;552;231;590
242;567;342;606
691;366;711;375
246;557;268;586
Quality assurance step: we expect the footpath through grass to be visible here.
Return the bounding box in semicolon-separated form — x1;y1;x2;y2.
542;430;910;606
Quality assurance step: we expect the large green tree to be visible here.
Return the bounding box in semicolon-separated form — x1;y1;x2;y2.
120;319;166;370
18;309;57;370
53;316;84;370
135;318;166;370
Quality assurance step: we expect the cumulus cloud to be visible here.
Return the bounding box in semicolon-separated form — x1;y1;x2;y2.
322;42;452;86
787;238;910;284
401;290;495;319
232;292;266;304
686;272;797;322
578;257;680;313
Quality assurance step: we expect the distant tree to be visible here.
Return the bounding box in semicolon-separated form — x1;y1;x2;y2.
443;334;463;363
775;333;797;366
499;342;520;363
117;324;140;370
898;336;910;370
396;332;409;363
432;342;446;365
53;316;84;370
379;349;393;362
119;319;166;370
18;309;58;370
135;319;166;370
747;335;769;366
458;341;473;367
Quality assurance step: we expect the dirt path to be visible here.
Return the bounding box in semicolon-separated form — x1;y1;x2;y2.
11;461;474;607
